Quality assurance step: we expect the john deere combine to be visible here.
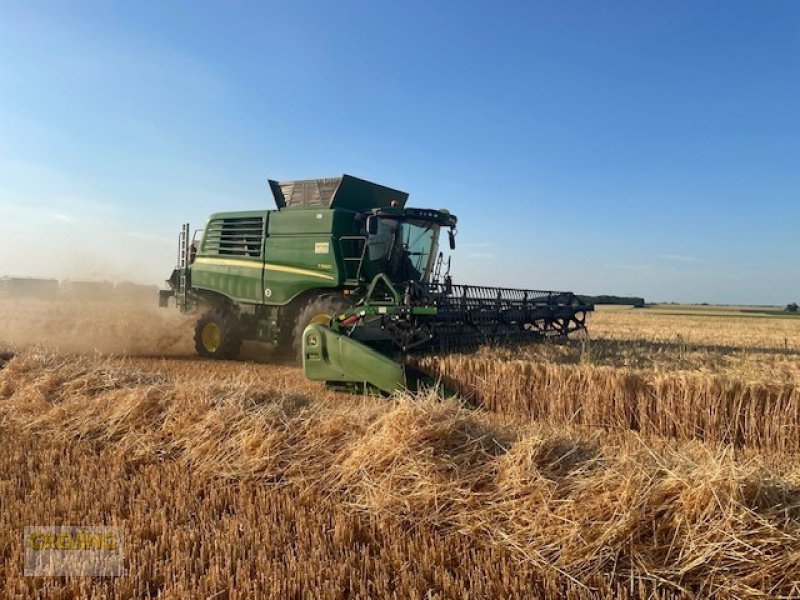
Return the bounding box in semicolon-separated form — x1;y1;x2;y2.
160;175;592;392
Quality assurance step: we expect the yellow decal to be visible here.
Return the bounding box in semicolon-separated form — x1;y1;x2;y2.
314;242;330;254
194;257;261;269
264;263;335;280
194;257;334;281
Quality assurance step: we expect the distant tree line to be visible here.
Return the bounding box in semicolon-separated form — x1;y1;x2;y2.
787;302;799;313
578;295;645;308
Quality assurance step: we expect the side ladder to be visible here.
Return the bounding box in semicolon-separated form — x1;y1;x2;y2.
177;223;190;310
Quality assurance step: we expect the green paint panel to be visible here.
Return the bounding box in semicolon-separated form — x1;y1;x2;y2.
268;209;335;235
191;207;366;306
302;324;406;393
263;235;341;305
191;258;264;304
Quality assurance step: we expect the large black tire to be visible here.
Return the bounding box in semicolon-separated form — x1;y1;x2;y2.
194;307;243;359
275;304;300;353
291;295;352;364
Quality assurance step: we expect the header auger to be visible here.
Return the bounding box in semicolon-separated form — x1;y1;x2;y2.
160;175;593;393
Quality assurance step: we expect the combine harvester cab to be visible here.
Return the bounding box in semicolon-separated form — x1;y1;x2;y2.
159;175;593;393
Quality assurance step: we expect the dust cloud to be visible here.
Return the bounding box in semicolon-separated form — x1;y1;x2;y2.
0;293;195;356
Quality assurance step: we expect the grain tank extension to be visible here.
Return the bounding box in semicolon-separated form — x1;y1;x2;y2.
159;175;593;392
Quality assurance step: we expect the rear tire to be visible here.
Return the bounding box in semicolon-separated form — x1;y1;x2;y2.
194;307;243;359
291;295;352;364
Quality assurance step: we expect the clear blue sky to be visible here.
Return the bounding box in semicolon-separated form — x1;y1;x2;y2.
1;1;798;304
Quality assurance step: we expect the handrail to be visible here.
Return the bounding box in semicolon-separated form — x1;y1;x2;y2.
338;235;367;282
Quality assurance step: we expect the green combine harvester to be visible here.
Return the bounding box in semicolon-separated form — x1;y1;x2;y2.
159;175;592;393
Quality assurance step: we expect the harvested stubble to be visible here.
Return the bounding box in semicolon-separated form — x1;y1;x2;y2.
2;426;692;600
589;308;800;351
3;350;800;599
488;337;800;384
418;354;800;453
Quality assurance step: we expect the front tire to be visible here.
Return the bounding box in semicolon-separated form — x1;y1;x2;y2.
194;307;243;359
291;295;352;364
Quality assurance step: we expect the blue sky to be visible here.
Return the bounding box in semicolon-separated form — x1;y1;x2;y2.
0;1;798;304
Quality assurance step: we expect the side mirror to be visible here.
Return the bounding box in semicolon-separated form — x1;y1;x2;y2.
448;229;456;250
366;215;379;235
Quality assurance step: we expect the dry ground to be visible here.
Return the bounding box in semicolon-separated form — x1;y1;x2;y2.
2;298;800;598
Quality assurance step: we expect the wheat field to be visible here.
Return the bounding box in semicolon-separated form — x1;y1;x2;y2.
2;299;800;598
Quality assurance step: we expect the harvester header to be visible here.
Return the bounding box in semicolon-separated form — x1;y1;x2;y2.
160;174;592;392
